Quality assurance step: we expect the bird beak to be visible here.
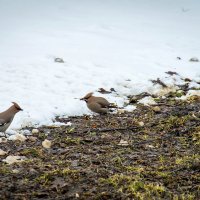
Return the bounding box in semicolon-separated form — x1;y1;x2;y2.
80;98;87;102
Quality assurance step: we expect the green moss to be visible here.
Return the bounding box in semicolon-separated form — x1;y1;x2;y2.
125;166;144;174
157;115;192;132
36;168;79;185
0;166;11;174
175;154;200;166
65;127;75;134
99;174;169;199
65;137;81;145
20;148;44;157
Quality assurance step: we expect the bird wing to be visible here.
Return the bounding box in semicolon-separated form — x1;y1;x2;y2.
87;102;108;114
95;97;110;108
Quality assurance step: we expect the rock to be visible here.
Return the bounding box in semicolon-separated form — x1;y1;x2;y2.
71;160;78;167
42;139;52;149
29;168;38;175
152;106;161;112
189;57;199;62
118;139;129;146
54;57;64;63
8;134;27;142
145;144;155;149
0;149;7;156
21;129;32;136
28;136;37;142
138;121;144;127
3;155;26;164
0;137;8;143
32;129;39;134
117;109;125;114
75;193;80;198
12;169;20;173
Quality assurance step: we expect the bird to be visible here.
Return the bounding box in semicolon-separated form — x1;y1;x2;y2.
0;102;23;136
80;92;115;114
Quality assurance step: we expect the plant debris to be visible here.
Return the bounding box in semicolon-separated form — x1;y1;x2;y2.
150;78;168;88
54;57;64;63
189;57;199;62
165;71;179;76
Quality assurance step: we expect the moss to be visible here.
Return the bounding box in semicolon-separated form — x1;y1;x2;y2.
125;166;144;174
36;168;79;185
65;137;81;145
65;127;75;134
99;174;169;199
20;148;44;158
175;154;200;166
192;131;200;147
156;115;192;132
0;166;11;174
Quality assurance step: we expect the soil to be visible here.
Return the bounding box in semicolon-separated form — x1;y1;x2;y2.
0;88;200;199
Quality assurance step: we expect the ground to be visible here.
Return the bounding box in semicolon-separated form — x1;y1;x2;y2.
0;86;200;200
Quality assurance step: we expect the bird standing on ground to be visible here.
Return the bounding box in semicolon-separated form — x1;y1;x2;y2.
80;92;115;114
0;102;23;136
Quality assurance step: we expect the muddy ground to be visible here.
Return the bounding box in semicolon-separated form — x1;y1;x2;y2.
0;84;200;199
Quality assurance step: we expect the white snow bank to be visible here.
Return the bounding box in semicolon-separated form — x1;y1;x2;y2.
0;0;199;131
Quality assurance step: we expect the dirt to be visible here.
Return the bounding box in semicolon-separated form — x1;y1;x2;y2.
0;87;200;199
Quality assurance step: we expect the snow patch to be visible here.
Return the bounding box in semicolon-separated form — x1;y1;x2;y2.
138;96;157;106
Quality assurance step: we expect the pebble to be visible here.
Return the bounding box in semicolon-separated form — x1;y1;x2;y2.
152;106;161;112
0;149;7;156
138;121;144;126
28;136;37;142
8;134;27;142
42;139;52;149
32;129;39;134
0;137;8;143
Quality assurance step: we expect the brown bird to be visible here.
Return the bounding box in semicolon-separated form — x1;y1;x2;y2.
0;102;23;136
80;92;115;114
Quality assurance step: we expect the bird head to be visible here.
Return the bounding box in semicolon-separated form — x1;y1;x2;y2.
12;102;23;111
80;92;93;102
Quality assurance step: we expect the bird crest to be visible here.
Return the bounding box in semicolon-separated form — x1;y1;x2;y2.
12;102;23;111
81;92;93;100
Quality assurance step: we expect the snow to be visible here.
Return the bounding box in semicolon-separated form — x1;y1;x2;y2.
8;133;27;142
176;89;200;101
0;0;199;131
138;96;157;106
